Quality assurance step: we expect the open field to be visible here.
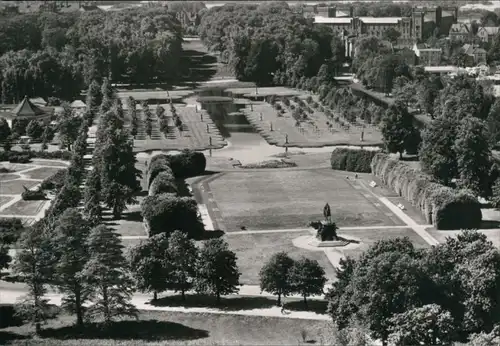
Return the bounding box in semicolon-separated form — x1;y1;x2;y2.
225;231;336;285
206;169;404;231
2;310;332;346
23;167;64;180
0;180;39;195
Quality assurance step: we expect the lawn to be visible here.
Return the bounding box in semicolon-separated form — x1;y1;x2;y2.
23;167;65;180
0;180;40;195
0;199;47;216
207;169;404;231
0;195;14;206
0;164;36;172
2;311;333;346
225;231;337;285
30;160;69;167
0;174;20;181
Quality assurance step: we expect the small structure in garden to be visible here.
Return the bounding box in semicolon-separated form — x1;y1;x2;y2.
0;95;52;128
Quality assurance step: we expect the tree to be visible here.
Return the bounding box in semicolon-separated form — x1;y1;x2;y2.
86;79;101;118
165;230;198;301
0;239;11;272
83;225;138;323
128;233;170;301
195;238;240;304
13;225;57;334
491;178;500;208
417;75;443;117
419;116;459;185
57;103;82;151
289;257;326;307
41;125;55;147
380;102;415;159
0;118;11;145
388;304;456;346
328;238;425;345
383;27;401;44
487;98;500;146
52;208;91;326
26;120;43;140
83;168;102;226
454;117;492;196
259;252;295;306
100;78;114;114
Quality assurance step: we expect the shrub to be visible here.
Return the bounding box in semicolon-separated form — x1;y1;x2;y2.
149;170;178;196
330;148;378;173
8;153;30;163
41;169;67;191
0;218;24;245
371;153;482;230
167;150;206;179
21;187;46;201
148;154;171;187
0;304;22;328
141;193;204;238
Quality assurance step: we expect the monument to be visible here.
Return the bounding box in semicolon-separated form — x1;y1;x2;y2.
309;203;339;241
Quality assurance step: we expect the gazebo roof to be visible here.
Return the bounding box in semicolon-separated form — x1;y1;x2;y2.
71;100;86;108
10;96;47;117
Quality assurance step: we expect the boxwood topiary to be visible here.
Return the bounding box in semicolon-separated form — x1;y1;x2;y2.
330;148;377;173
149;170;178;196
167;150;206;179
371;153;482;230
141;193;204;238
147;154;172;188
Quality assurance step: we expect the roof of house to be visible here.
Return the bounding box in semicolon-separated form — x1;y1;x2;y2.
424;66;458;73
359;17;402;24
70;100;86;108
10;96;46;117
478;26;500;36
463;43;473;54
450;23;470;34
29;97;47;106
473;47;487;54
314;16;352;24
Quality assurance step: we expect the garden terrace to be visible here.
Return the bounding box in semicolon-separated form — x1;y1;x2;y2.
244;101;382;148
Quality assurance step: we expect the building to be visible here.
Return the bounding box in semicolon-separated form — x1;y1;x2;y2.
413;43;442;66
463;44;487;65
476;26;500;44
314;6;458;53
449;23;472;42
0;96;52;128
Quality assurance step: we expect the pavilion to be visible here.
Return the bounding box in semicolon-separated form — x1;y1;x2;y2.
0;96;53;128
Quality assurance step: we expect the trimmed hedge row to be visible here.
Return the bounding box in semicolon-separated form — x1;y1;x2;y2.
371;153;482;230
330;148;377;173
147;150;206;186
141;193;204;238
149;170;178;196
40;169;68;191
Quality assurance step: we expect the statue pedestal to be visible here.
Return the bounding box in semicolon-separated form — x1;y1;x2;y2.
308;238;351;248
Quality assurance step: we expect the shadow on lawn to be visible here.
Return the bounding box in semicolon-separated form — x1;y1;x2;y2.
0;331;28;341
39;320;209;341
285;300;329;315
151;294;277;311
480;220;500;229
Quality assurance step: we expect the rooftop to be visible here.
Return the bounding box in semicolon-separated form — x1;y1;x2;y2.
314;16;351;24
359;17;402;24
424;66;458;73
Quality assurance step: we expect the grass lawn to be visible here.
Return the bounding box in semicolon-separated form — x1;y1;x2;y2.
29;160;69;167
208;169;403;231
338;227;430;259
0;164;36;172
0;174;20;181
0;180;40;194
225;231;336;285
0;195;14;206
24;167;65;180
104;202;146;237
0;200;47;216
2;311;333;346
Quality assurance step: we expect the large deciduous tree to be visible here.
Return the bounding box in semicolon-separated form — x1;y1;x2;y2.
289;257;327;307
380;102;417;158
454;117;492;196
195;238;240;304
259;251;295;306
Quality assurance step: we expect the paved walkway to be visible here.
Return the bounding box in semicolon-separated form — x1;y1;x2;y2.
0;287;329;321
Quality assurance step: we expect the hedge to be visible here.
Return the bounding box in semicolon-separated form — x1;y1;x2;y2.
21;188;46;201
0;304;22;328
166;150;206;179
149;170;178;196
141;193;204;238
0;150;73;163
147;154;172;188
371;153;482;230
148;150;206;183
330;148;377;173
41;169;68;191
